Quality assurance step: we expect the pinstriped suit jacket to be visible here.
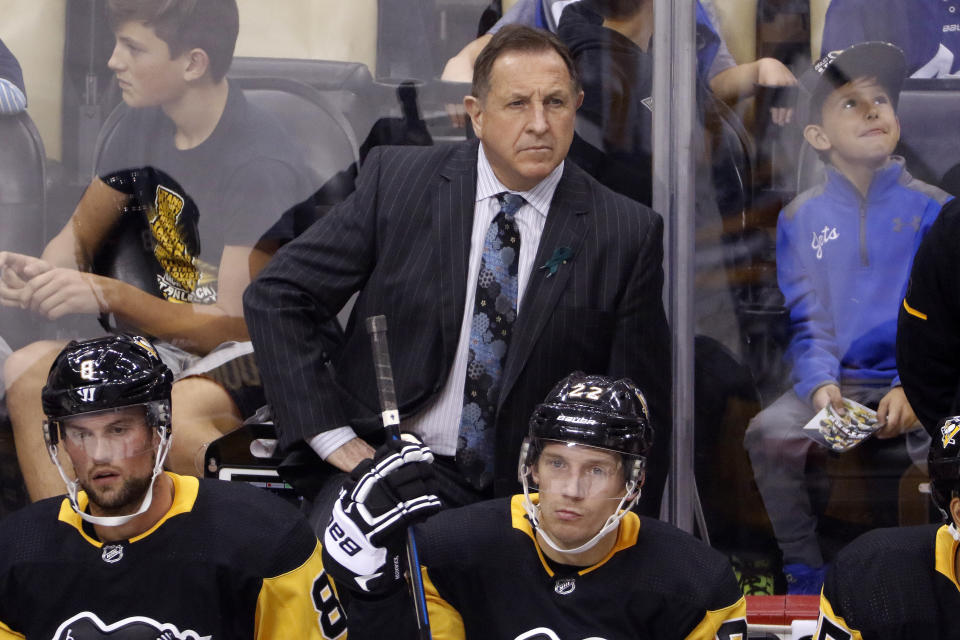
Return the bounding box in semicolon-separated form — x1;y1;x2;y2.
243;139;671;501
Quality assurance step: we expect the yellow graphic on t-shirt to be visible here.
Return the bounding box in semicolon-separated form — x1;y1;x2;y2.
149;185;200;303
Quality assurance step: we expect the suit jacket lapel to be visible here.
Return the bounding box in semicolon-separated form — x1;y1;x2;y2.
435;140;479;367
500;163;590;400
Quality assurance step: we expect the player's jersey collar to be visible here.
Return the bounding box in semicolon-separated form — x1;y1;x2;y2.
509;493;640;578
57;472;199;547
934;523;960;592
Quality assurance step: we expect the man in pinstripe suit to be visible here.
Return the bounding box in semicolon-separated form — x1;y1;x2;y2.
243;25;670;520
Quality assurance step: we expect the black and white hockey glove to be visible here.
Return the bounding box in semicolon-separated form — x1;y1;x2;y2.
322;439;441;594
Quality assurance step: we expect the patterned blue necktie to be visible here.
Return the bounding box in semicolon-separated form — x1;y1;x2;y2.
457;192;524;491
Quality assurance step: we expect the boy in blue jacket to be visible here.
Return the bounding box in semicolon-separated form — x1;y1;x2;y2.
744;42;952;595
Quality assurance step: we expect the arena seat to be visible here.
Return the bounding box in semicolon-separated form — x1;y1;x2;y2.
228;57;376;153
0;112;49;350
231;76;361;194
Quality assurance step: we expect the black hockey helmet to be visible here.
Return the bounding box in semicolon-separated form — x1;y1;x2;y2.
42;334;172;445
526;371;654;458
929;416;960;514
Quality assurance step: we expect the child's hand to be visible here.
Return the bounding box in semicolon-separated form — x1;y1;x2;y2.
812;384;845;414
876;387;921;438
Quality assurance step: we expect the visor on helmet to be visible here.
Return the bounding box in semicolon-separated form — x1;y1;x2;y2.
519;438;644;500
51;405;159;462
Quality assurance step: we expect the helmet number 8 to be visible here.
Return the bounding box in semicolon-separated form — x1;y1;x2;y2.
80;360;96;380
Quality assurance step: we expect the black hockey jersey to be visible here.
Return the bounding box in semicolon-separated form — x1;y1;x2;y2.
817;523;960;639
349;495;747;640
0;473;346;640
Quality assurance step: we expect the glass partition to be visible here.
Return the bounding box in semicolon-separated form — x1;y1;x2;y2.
1;0;958;611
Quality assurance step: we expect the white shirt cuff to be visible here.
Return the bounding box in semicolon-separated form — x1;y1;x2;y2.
308;426;360;460
0;78;26;114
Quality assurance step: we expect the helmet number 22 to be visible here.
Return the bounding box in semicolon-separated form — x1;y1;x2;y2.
567;383;604;400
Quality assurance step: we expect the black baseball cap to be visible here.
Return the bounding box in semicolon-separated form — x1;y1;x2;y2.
801;41;907;124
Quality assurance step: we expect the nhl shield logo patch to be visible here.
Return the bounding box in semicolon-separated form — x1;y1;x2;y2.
554;577;576;595
101;544;124;564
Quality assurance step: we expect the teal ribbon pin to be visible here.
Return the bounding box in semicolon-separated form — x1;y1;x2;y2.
538;246;574;278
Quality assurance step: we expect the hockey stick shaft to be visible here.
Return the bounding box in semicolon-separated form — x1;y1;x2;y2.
365;315;432;640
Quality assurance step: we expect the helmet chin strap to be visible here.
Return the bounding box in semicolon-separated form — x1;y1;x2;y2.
520;465;640;556
48;428;172;528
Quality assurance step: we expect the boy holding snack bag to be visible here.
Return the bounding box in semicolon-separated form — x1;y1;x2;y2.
744;42;952;595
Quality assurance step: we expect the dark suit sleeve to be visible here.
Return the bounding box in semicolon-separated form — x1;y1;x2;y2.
897;198;960;435
243;147;384;449
0;38;25;94
609;206;671;512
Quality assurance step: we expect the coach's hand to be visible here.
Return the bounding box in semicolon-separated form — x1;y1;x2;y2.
322;439;440;594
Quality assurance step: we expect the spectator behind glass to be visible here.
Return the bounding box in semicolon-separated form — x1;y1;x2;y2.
0;0;311;501
821;0;960;79
743;42;951;595
0;37;26;114
442;0;797;125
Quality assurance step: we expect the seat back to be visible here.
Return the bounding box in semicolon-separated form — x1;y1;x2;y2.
0;112;49;349
895;79;960;189
229;57;375;151
0;112;47;255
231;76;360;192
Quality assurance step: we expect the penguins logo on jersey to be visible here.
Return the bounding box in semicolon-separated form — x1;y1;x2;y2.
52;612;210;639
941;417;960;449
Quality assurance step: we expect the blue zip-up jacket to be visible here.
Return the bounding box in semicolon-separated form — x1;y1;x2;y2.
778;157;952;401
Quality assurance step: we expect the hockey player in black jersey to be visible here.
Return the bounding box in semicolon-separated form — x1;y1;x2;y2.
0;334;346;640
816;415;960;639
322;372;748;639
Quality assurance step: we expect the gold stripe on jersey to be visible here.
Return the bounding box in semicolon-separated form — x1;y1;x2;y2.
902;298;928;320
508;494;641;577
56;472;200;547
934;524;960;591
255;541;346;640
817;590;864;640
0;619;25;639
422;565;466;640
683;600;746;640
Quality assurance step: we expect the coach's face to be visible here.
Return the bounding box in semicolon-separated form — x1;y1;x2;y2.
465;49;583;192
